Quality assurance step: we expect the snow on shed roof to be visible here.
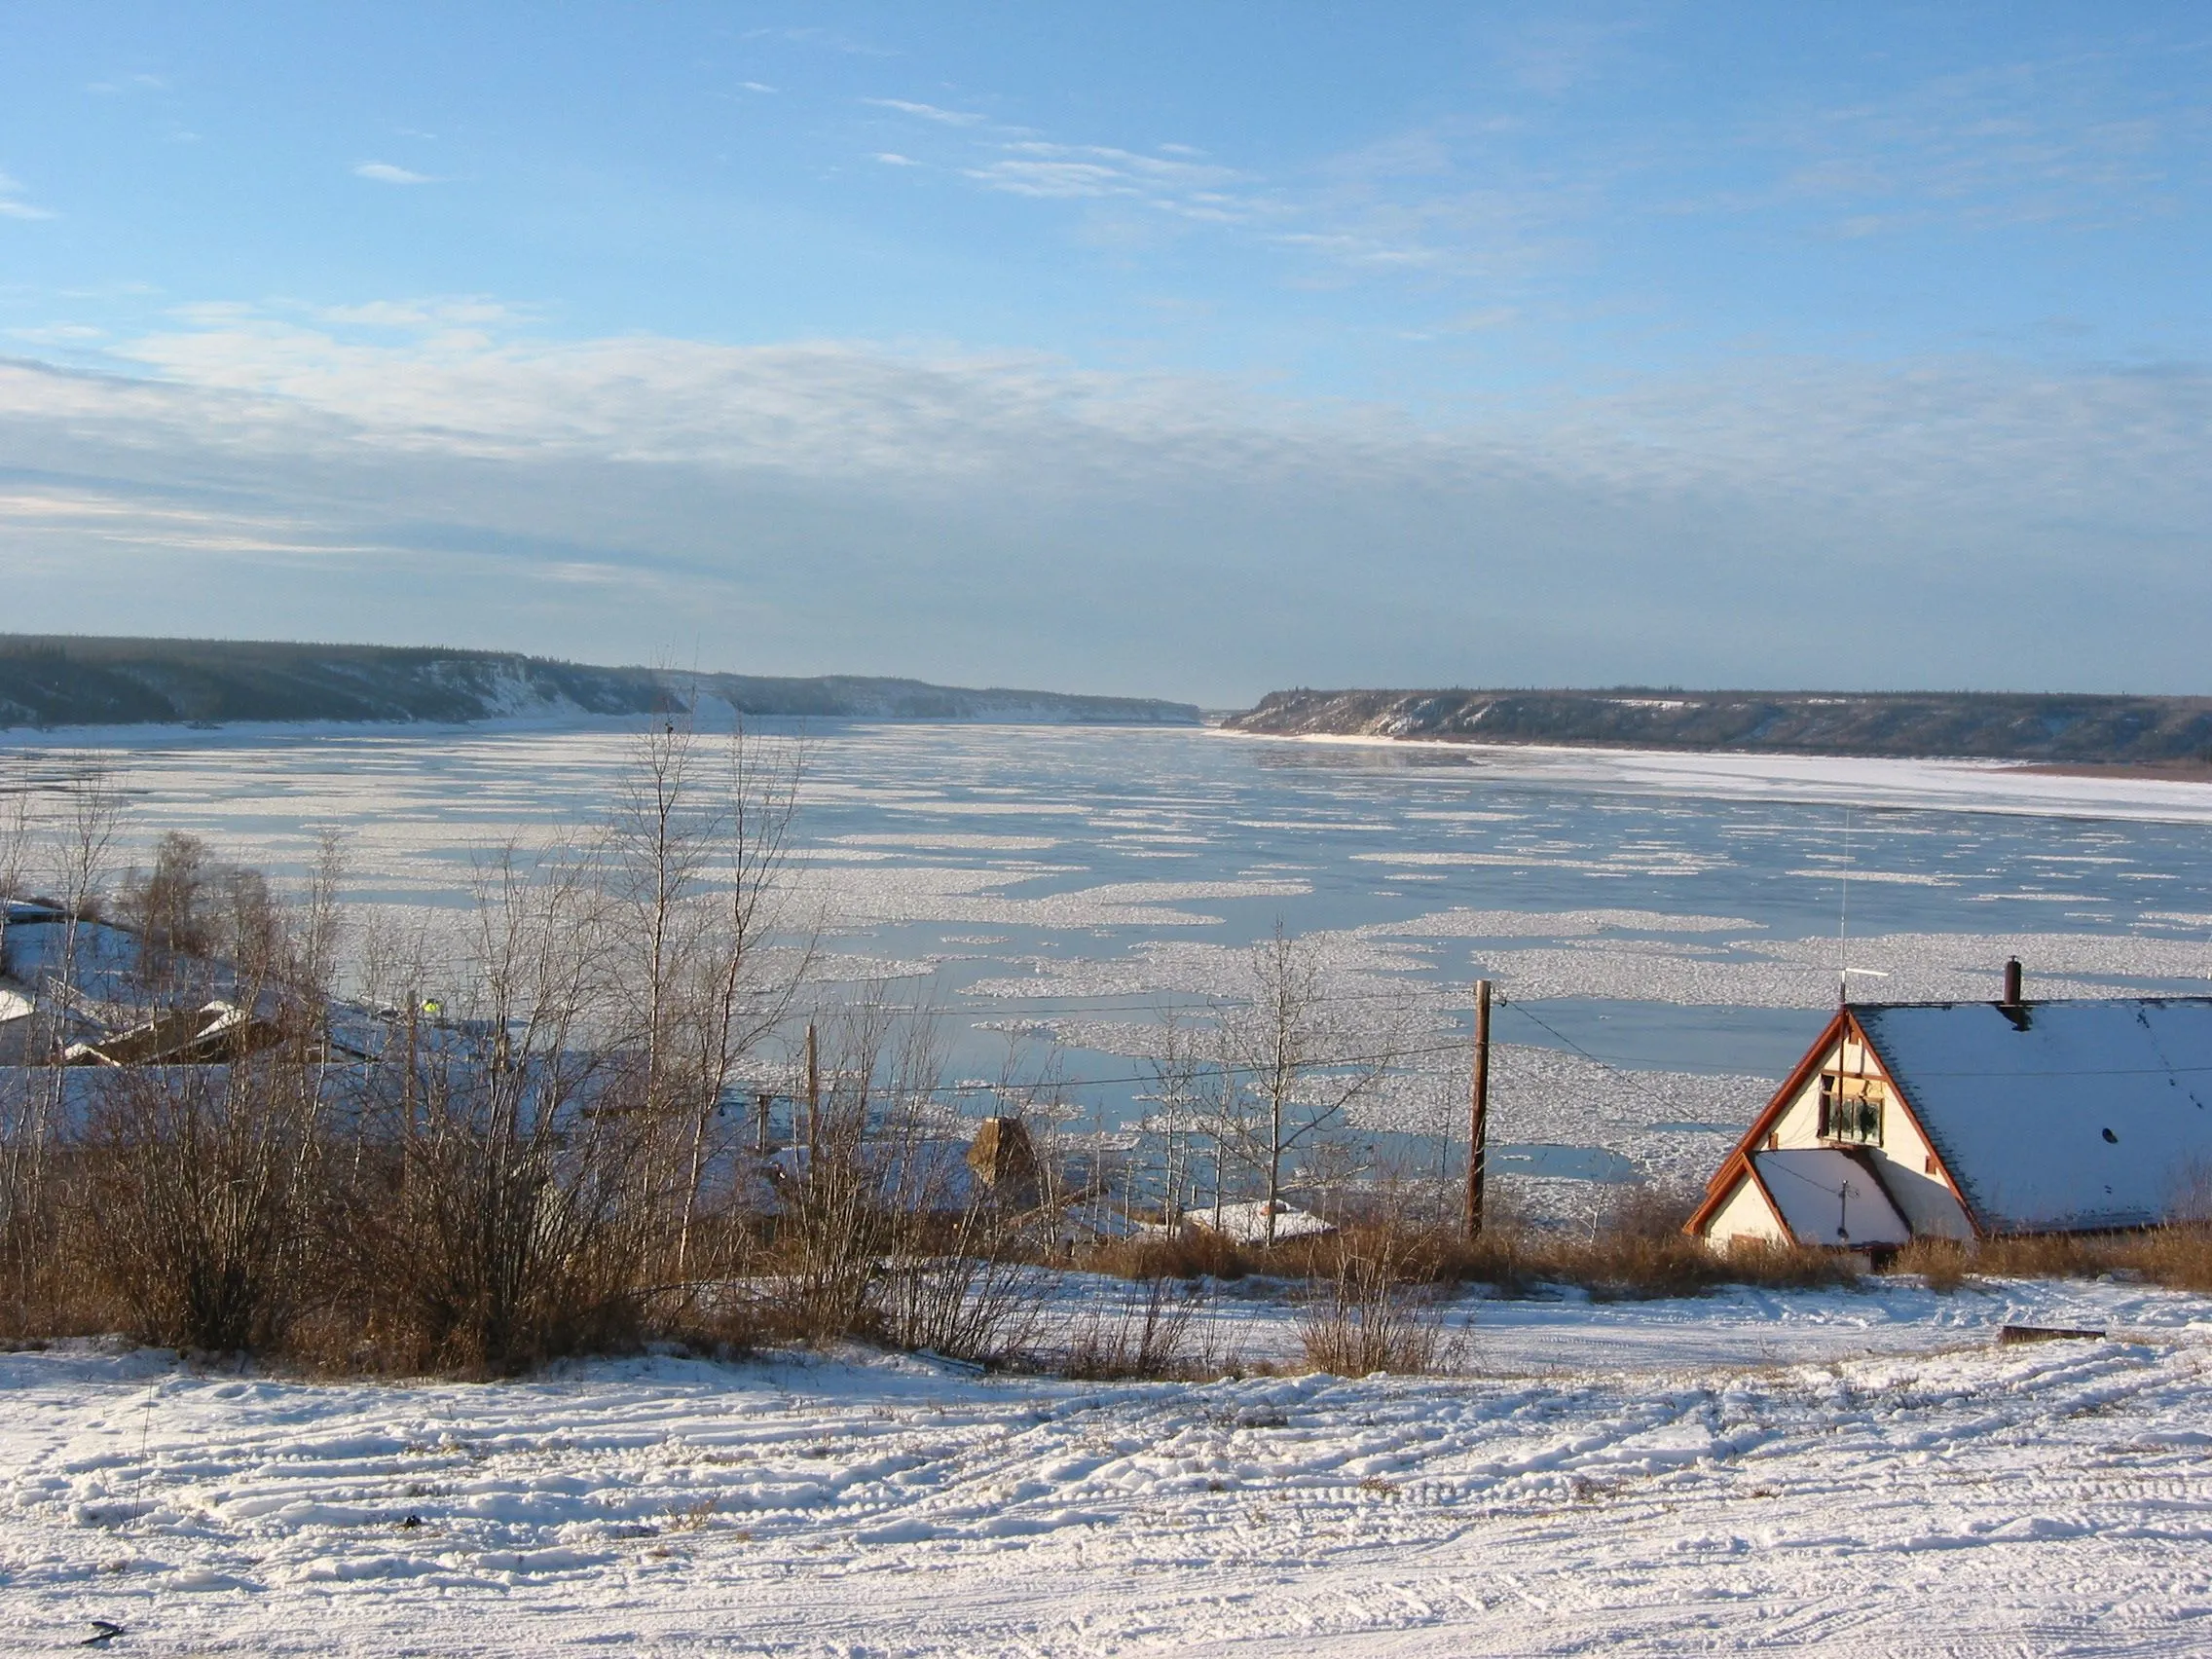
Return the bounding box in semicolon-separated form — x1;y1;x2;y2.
1751;1149;1911;1247
1184;1199;1335;1243
1860;998;2212;1234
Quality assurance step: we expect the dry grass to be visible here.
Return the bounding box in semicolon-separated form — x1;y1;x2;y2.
1889;1237;1972;1293
2132;1227;2212;1292
1084;1185;1856;1305
1882;1225;2212;1295
1082;1229;1258;1282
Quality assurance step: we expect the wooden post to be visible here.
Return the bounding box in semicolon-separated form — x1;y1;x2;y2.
755;1090;773;1155
804;1021;820;1156
1464;979;1491;1239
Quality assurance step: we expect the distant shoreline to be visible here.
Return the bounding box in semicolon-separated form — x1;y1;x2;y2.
1213;725;2212;781
0;635;1201;732
2010;759;2212;783
1224;686;2212;769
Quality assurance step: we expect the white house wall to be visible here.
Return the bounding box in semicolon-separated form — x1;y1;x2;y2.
1704;1171;1790;1248
1749;1031;1974;1241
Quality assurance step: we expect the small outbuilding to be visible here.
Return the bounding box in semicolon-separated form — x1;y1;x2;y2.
1181;1198;1337;1245
1689;967;2212;1253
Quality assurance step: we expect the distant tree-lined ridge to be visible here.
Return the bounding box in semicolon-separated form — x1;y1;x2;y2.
0;637;1200;731
1224;687;2212;765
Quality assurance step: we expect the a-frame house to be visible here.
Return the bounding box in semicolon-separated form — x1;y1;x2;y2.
1688;968;2212;1252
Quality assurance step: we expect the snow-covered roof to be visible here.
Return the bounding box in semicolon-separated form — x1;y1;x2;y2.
1183;1199;1336;1243
1751;1149;1911;1247
1861;998;2212;1234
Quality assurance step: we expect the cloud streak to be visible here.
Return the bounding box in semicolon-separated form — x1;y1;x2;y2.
0;167;55;220
353;162;437;185
864;97;986;127
843;33;2209;297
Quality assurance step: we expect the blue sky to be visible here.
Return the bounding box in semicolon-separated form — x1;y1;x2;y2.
1;3;2207;702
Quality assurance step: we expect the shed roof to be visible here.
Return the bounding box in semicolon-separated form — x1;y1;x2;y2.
1750;1149;1911;1247
1860;998;2212;1234
1184;1199;1336;1243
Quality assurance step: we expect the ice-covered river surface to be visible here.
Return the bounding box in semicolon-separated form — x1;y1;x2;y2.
18;720;2212;1206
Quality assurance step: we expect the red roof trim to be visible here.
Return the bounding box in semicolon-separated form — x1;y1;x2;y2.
1685;1008;1848;1237
1686;1007;1986;1241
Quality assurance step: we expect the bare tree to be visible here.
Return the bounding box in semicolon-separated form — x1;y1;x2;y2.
10;756;128;1273
0;750;30;930
1143;1007;1208;1227
604;712;708;1121
0;752;38;1322
763;984;944;1340
87;849;347;1351
1208;927;1402;1245
349;841;644;1371
119;830;217;974
667;722;811;1285
599;713;813;1292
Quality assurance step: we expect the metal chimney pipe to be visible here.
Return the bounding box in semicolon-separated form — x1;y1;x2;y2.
2002;956;2023;1007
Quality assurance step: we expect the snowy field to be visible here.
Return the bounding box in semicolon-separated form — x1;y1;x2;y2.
7;1276;2212;1656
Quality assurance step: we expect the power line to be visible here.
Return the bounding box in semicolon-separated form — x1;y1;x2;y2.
744;1032;1485;1102
1490;992;1629;1079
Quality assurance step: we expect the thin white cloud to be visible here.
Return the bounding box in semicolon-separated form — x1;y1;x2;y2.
1668;53;2206;239
741;26;893;57
864;97;986;127
964;142;1252;222
545;561;629;585
318;297;514;328
0;167;54;220
855;31;2208;295
87;72;168;95
873;153;918;167
353;162;436;185
879;107;1558;276
7;323;104;344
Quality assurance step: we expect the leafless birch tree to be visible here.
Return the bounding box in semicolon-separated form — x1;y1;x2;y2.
1209;926;1404;1244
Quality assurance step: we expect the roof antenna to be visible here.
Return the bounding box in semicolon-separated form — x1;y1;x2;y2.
1833;806;1892;1006
1837;805;1851;1007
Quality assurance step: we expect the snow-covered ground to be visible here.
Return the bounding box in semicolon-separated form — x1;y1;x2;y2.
7;1276;2212;1656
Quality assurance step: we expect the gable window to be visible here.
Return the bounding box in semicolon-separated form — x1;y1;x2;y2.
1818;1074;1885;1145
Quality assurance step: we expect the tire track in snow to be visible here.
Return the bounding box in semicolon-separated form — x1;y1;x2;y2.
6;1337;2212;1653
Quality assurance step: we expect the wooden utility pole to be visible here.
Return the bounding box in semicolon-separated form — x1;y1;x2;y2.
755;1090;774;1155
804;1021;820;1156
1464;979;1491;1239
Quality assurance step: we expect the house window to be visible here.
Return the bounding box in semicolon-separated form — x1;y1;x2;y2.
1818;1074;1885;1145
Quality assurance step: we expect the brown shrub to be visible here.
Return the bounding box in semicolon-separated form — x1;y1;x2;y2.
0;1162;128;1343
1062;1275;1212;1380
1083;1227;1257;1282
1297;1237;1456;1376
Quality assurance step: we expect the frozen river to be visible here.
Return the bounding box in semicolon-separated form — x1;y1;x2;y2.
12;719;2212;1200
